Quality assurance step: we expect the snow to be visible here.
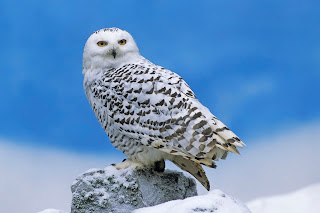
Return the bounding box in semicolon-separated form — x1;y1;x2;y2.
37;209;67;213
247;183;320;213
133;189;251;213
38;183;320;213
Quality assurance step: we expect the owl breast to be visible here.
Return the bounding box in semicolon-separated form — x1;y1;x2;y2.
83;65;169;165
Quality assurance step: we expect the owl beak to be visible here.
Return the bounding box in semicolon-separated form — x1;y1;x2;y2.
112;48;117;59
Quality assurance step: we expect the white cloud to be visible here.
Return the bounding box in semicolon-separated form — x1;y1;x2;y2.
0;122;319;213
0;142;123;213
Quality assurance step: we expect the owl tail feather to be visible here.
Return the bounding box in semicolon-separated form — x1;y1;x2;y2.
169;155;210;191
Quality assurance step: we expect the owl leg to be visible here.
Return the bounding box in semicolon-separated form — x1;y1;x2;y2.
112;158;144;170
154;160;165;172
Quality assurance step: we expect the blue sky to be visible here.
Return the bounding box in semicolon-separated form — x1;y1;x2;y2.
0;0;319;154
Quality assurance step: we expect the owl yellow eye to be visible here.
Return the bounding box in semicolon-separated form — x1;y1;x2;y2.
118;39;127;45
97;41;107;47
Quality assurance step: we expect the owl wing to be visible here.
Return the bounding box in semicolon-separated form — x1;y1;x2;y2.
100;64;245;165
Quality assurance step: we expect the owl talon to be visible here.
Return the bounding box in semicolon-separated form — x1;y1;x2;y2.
113;159;144;170
154;160;165;172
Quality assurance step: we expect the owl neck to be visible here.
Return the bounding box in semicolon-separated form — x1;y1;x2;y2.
82;52;145;75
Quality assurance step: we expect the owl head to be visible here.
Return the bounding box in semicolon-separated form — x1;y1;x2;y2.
83;28;140;74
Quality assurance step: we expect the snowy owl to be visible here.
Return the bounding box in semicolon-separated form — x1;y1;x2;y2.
83;27;245;190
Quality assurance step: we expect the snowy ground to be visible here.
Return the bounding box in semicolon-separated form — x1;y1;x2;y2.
133;190;251;213
38;209;67;213
247;183;320;213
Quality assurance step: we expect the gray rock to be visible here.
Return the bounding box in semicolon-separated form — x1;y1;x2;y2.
71;166;197;213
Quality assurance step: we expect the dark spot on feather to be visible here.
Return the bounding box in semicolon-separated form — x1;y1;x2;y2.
199;136;208;142
146;87;154;94
155;99;165;106
207;139;217;147
192;112;202;120
192;131;200;137
175;101;183;108
188;105;198;114
163;88;172;95
197;171;202;178
178;135;185;141
134;88;142;93
216;127;229;132
141;99;150;105
202;128;213;136
169;98;175;105
158;87;166;93
195;157;204;160
170;92;177;97
190;138;196;143
193;120;207;129
199;144;205;151
165;135;173;140
186;145;193;151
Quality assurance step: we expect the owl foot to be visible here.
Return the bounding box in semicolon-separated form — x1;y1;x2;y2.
112;159;145;170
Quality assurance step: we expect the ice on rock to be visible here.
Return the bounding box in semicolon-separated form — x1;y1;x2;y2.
71;165;197;213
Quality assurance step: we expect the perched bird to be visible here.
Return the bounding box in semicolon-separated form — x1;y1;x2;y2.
83;27;245;190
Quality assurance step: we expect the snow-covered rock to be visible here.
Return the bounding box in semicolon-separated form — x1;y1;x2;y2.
247;183;320;213
133;189;251;213
71;166;197;213
37;209;67;213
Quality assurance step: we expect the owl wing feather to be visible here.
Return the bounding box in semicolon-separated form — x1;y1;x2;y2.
86;63;245;191
99;63;244;165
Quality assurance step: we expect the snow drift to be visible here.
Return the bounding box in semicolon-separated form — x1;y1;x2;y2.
247;183;320;213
